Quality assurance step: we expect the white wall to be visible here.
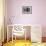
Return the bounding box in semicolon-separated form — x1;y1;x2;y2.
7;0;46;37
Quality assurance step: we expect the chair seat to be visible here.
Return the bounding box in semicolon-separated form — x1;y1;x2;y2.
13;31;25;36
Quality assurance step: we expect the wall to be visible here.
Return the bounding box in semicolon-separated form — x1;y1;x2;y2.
32;0;46;37
6;0;46;38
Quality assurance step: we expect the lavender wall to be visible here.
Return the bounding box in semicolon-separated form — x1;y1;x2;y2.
6;0;46;37
32;0;46;37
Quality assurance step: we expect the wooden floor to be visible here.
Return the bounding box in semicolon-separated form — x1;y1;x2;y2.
3;40;46;46
2;37;46;46
3;40;31;46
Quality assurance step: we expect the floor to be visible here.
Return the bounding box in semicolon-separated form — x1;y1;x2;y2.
3;40;31;46
3;40;46;46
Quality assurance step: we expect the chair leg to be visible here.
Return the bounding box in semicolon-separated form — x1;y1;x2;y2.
15;36;16;43
25;30;26;43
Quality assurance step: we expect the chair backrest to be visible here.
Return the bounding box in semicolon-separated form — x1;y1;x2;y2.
12;25;25;36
